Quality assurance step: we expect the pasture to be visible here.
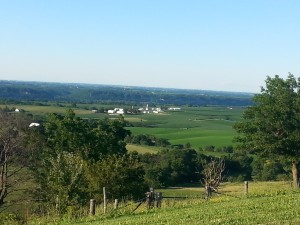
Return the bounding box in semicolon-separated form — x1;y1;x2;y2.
27;181;300;225
126;144;160;154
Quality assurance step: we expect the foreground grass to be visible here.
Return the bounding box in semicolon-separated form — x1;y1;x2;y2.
28;181;300;225
80;194;300;225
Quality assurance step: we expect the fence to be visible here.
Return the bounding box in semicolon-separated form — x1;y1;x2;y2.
89;182;250;215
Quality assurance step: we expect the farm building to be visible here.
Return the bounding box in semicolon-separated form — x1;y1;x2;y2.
107;108;124;115
138;104;163;114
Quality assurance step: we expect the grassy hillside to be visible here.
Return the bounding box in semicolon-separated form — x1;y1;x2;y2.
27;181;300;225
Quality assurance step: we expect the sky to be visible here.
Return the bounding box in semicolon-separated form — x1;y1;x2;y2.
1;0;300;93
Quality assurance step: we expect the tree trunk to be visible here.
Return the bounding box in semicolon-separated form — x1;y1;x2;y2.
292;160;299;189
205;185;212;198
0;162;8;206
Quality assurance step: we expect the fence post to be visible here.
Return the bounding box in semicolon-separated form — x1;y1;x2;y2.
89;199;96;215
146;187;155;209
25;208;29;225
244;181;249;195
114;199;119;210
155;192;162;208
103;187;107;214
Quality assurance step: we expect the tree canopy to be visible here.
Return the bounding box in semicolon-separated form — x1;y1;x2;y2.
234;74;300;187
30;110;143;212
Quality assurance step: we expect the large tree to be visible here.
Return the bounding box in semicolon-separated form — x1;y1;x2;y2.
86;153;147;201
234;74;300;188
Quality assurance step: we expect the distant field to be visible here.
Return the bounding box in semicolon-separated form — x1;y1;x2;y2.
127;126;235;148
1;104;244;148
125;106;243;148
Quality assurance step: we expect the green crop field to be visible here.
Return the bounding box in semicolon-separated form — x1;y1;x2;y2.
125;106;244;148
27;181;300;225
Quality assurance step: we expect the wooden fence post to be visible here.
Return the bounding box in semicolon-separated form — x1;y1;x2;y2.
146;187;155;209
155;192;162;208
89;199;96;215
25;208;29;225
103;187;107;214
244;181;249;195
114;199;119;210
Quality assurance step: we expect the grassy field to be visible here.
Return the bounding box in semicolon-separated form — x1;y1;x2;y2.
1;104;244;148
126;106;244;148
27;181;300;225
126;144;160;154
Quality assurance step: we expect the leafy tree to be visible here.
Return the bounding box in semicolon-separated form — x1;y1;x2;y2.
141;148;199;187
45;152;86;213
234;74;300;188
85;153;147;200
251;157;289;181
31;110;131;212
125;134;170;147
91;116;129;159
224;153;253;182
42;110;129;161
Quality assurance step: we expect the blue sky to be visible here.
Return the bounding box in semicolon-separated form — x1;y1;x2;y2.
1;0;300;93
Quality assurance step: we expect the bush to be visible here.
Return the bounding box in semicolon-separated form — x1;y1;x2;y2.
0;213;19;225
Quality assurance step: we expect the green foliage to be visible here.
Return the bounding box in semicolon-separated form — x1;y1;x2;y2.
30;110;131;213
251;158;290;181
234;74;300;187
141;148;200;187
85;153;147;200
234;74;300;158
43;110;129;161
0;213;19;225
224;153;253;182
125;134;170;147
46;152;86;213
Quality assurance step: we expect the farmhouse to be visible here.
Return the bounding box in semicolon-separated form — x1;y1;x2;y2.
107;108;124;115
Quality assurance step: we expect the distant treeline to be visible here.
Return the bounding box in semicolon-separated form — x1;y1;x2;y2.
0;80;253;106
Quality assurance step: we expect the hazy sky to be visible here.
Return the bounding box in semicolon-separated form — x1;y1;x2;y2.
1;0;300;93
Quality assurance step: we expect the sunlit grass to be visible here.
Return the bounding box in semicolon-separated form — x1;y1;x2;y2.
126;144;160;154
28;181;300;225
